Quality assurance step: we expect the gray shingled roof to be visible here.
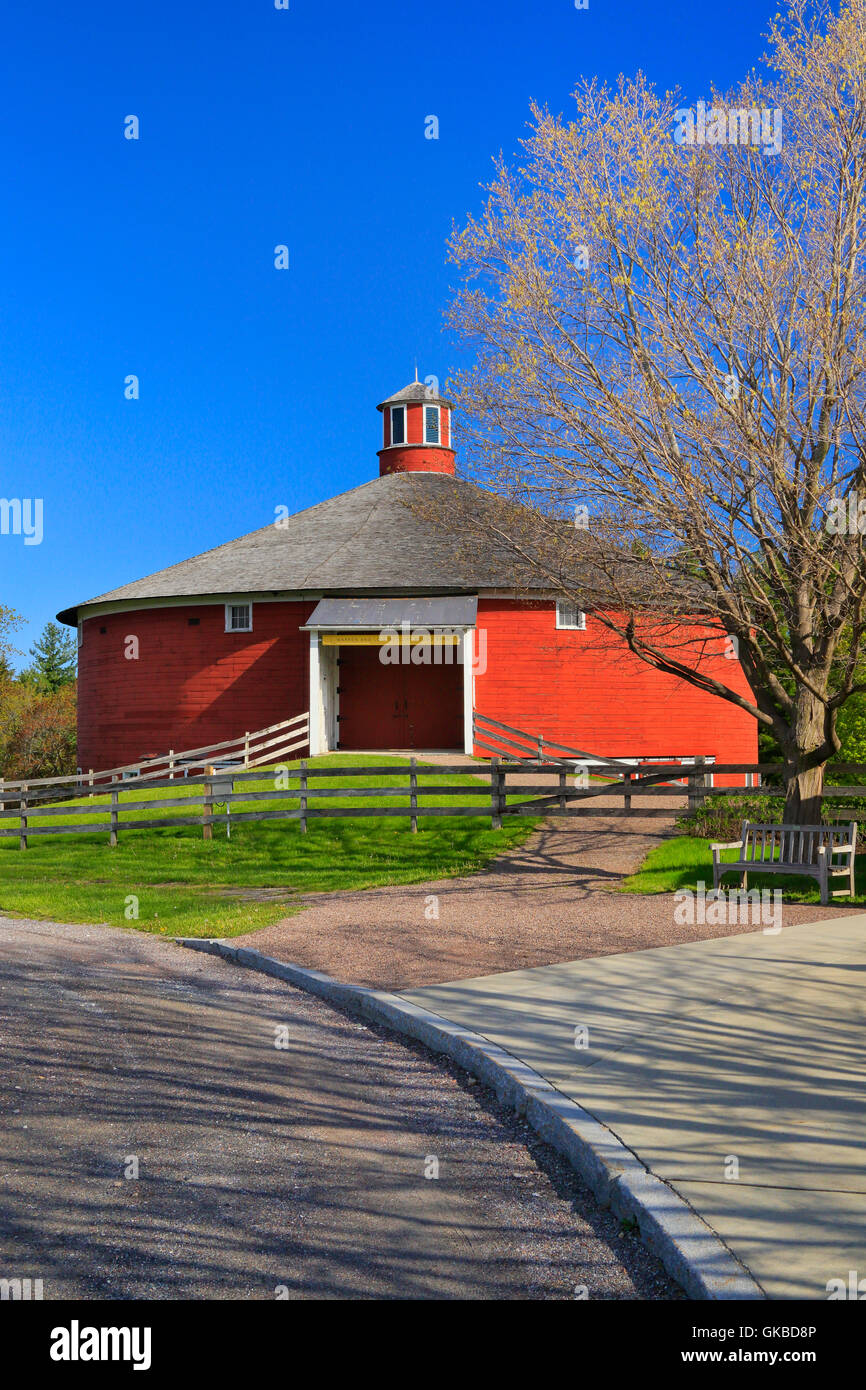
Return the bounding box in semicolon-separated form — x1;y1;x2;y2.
377;379;453;409
304;596;478;628
57;473;531;624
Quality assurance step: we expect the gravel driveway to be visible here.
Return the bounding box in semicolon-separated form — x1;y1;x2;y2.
235;794;862;989
0;916;680;1299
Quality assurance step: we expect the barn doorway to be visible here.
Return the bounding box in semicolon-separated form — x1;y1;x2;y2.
304;598;477;755
336;643;464;750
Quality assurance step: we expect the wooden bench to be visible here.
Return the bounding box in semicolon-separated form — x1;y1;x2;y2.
711;821;857;906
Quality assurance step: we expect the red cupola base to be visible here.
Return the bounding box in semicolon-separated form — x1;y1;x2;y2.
378;445;456;476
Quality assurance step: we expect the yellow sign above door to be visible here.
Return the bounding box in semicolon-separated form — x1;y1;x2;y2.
321;632;461;646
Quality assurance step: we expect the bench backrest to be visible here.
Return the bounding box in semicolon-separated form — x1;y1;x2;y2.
741;821;857;866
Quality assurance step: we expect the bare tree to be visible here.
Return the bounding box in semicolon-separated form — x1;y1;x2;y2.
0;605;23;683
444;0;866;823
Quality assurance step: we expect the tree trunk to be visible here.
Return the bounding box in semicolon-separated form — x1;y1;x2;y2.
782;689;829;825
783;759;825;825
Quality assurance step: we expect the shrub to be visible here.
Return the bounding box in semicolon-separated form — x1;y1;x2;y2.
0;680;77;780
676;792;866;841
676;795;785;840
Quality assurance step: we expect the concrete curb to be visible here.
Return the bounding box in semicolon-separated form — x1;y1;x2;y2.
175;936;764;1301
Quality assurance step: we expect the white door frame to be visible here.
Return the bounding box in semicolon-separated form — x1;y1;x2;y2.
461;630;474;755
308;632;327;756
310;626;475;755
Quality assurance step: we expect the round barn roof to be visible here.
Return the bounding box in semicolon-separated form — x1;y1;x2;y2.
57;472;539;626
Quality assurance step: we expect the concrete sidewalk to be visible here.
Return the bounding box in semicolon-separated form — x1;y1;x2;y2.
235;794;859;990
401;916;866;1299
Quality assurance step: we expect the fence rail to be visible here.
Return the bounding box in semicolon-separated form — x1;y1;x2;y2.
4;750;866;849
472;711;637;768
471;710;716;783
0;712;310;804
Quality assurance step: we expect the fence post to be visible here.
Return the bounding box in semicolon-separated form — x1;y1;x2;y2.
168;750;174;780
299;760;308;834
623;769;632;814
110;789;119;847
409;757;418;834
19;787;27;851
490;757;501;829
202;776;213;841
703;756;714;795
538;736;544;761
244;732;250;768
687;757;707;815
88;768;94;798
558;766;567;811
696;755;708;809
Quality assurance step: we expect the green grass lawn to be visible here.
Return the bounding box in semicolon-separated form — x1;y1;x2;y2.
621;835;865;904
0;755;539;937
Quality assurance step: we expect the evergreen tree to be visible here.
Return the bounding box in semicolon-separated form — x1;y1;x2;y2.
26;621;77;693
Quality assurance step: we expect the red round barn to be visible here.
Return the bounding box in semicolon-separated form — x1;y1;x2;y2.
58;377;757;777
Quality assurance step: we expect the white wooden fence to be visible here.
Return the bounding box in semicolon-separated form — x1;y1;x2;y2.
0;711;310;802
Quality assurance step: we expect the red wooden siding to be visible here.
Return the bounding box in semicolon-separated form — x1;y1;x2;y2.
76;601;313;771
473;600;757;779
378;446;455;476
76;596;759;778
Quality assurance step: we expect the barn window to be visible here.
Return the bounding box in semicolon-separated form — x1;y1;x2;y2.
556;602;586;630
390;405;406;445
424;405;440;444
225;602;253;632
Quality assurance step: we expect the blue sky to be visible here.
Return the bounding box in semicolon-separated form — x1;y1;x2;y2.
0;0;779;667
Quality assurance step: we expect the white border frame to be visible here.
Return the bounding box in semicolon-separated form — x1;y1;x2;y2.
389;404;407;447
423;402;441;445
308;625;476;756
225;601;253;633
555;601;586;631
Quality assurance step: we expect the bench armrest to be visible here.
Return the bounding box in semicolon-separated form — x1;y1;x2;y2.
710;841;743;852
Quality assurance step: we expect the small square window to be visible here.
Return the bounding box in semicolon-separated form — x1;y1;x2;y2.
390;405;406;445
424;405;440;444
225;602;252;632
556;602;586;630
